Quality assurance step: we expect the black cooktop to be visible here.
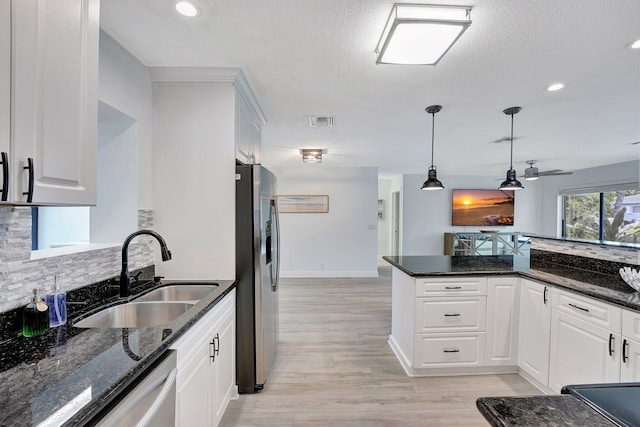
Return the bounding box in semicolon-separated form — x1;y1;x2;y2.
562;383;640;427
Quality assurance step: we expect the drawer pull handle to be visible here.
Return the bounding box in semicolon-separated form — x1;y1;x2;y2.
568;303;590;313
609;333;614;357
623;339;629;363
443;349;460;353
543;286;548;305
444;313;461;317
444;286;462;290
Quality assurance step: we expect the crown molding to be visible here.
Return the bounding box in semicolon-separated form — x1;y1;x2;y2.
148;66;266;125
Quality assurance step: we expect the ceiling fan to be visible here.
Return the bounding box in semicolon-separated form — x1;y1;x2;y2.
521;160;573;180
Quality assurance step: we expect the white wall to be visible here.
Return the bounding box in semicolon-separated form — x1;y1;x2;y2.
273;167;379;277
152;82;236;280
538;160;640;235
401;174;542;255
91;104;138;244
98;31;153;210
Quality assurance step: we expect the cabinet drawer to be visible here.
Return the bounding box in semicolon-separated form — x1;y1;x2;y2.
551;288;621;332
623;309;640;341
414;333;485;368
415;297;486;332
416;277;487;297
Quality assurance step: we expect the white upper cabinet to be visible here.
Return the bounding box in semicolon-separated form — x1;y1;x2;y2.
235;92;262;165
9;0;98;205
0;1;10;201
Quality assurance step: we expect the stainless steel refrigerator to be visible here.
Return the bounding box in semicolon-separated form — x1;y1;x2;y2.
235;164;280;393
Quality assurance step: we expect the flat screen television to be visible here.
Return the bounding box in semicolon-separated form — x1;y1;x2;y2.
451;189;515;226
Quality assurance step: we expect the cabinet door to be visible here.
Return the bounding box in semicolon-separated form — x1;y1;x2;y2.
176;337;214;426
213;309;236;425
549;310;620;393
486;277;519;366
517;279;551;386
235;93;261;164
12;0;98;205
0;0;9;202
621;337;640;382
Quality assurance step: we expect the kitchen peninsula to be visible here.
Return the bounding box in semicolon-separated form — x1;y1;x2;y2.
384;244;640;425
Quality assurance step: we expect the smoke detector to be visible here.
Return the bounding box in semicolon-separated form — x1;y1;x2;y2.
308;116;335;127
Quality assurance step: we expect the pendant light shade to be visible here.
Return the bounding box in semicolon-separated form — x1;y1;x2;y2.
499;106;524;191
421;105;444;191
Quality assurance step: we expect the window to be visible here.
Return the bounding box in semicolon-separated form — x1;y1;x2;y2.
563;189;640;243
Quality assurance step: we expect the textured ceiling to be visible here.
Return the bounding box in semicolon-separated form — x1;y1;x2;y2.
100;0;640;178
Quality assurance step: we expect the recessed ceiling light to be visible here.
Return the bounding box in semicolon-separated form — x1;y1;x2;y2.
547;83;565;92
175;1;199;17
631;39;640;49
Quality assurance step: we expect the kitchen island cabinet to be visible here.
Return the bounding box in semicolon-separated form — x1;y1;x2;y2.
6;0;99;205
385;256;522;376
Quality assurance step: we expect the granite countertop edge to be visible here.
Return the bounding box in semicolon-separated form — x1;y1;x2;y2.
476;395;615;426
66;279;236;426
382;256;640;313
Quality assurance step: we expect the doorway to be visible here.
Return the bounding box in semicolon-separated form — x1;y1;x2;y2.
391;191;400;255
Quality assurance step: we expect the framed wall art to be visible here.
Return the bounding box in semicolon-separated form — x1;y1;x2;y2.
277;195;329;213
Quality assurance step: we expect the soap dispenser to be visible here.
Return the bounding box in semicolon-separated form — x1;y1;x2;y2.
45;277;67;327
23;289;50;337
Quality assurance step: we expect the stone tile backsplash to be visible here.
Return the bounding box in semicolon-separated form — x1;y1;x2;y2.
531;236;640;265
0;207;155;313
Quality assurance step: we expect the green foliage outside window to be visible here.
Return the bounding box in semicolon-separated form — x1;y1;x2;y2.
564;190;640;243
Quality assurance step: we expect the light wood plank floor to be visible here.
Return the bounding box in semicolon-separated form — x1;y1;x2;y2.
220;268;541;426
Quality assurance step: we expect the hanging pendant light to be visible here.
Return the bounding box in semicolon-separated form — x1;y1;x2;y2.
421;105;444;191
499;106;524;190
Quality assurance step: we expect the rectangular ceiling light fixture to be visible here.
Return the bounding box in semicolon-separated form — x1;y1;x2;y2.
376;4;472;65
301;149;323;163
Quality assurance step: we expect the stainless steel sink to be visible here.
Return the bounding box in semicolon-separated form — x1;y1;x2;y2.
74;302;194;328
134;284;218;303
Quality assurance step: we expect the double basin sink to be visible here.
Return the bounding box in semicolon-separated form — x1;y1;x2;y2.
73;283;218;329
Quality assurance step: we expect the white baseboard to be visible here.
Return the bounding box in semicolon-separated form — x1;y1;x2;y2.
388;335;414;376
279;270;379;278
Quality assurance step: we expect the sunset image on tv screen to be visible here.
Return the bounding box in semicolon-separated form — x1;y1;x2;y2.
451;189;515;226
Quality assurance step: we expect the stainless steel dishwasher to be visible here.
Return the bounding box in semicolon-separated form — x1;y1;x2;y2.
95;350;177;427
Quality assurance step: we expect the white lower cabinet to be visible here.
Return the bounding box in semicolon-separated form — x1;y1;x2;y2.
517;279;551;387
548;309;620;393
171;290;237;427
389;272;519;376
486;277;519;366
547;288;622;393
622;309;640;382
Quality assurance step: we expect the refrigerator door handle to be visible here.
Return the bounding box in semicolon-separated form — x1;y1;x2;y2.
272;198;280;291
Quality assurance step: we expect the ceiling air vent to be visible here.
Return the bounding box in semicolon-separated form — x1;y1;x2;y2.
308;116;335;127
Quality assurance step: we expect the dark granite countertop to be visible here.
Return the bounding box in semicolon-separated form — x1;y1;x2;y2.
476;395;614;426
382;255;531;277
0;279;235;427
383;255;640;312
